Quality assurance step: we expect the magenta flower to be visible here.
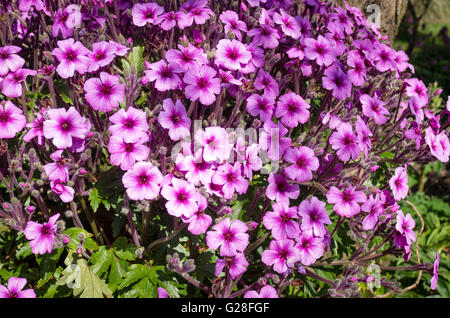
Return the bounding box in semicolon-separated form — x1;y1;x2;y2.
122;162;163;201
266;173;300;203
275;92;311;128
219;10;247;41
425;128;450;163
304;35;335;67
183;193;212;235
395;210;416;245
165;44;206;72
274;9;301;39
0;277;36;298
161;178;199;218
355;116;373;156
1;68;37;98
389;166;409;201
372;43;396;72
322;65;352;100
431;253;439;290
87;41;118;73
18;0;44;12
52;38;91;78
405;78;428;108
108;135;149;171
52;4;81;38
131;2;164;26
23;110;45;145
43;107;88;149
244;285;278;298
239;142;262;180
24;214;60;255
156;11;183;31
326;186;367;218
215;39;252;71
329;122;361;162
206;217;249;257
263;202;300;240
248;24;280;49
212;163;249;199
179;149;214;186
262;239;300;274
143;60;182;92
183;65;221;105
284;146;319;182
246;94;275;123
298;197;331;237
346;50;367;87
180;0;214;26
295;231;325;266
215;253;249;279
50;180;75;203
259;121;292;161
361;194;383;230
44;150;70;183
360;94;390;125
109;107;149;142
158;98;191;141
0;101;26;139
254;69;279;99
158;287;169;298
195;126;231;162
0;46;25;76
84;72;125;112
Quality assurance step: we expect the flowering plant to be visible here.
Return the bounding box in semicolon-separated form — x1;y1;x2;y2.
0;0;448;298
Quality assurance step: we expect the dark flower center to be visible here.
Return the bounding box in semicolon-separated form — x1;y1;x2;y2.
279;249;288;259
316;45;325;55
226;173;236;183
280;213;291;224
13;73;23;82
100;84;112;96
227;48;239;61
302;240;310;249
0;112;9;122
394;178;402;188
277;181;286;193
197;77;209;89
65;50;77;61
124;119;135;128
145;10;155;19
297;157;305;168
342;190;352;202
371;102;379;112
343;135;354;146
161;66;172;78
171;114;180;124
287;102;298;113
41;223;53;235
138;174;148;185
124;142;134;153
224;230;233;241
95;51;106;61
61;121;71;131
177;191;188;203
310;212;318;221
0;51;9;59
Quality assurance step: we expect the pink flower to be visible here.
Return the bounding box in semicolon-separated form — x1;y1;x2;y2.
212;163;249;199
246;94;275;122
304;35;335;67
156;11;182;31
361;194;383;231
108;135;149;171
43;150;70;182
244;285;278;298
24;214;60;255
273;9;301;39
183;65;221;105
425;128;450;163
18;0;44;12
0;46;25;76
254;69;279;99
43;107;89;149
52;38;91;78
50;180;75;203
183;193;212;235
298;197;331;237
326;186;367;218
206;217;249;257
372;43;396;72
0;101;26;139
131;2;164;27
329;122;361;162
84;72;125;112
431;253;439;290
239;142;262;180
355;116;373;156
165;44;206;72
158;287;169;298
195;126;232;162
322;64;352;100
263;202;300;240
360;94;390;125
266;173;300;203
87;41;118;73
248;24;280;49
1;68;37;98
52;4;82;38
0;277;36;298
284;146;319;182
161;178;199;218
389;166;409;201
219;10;247;41
179;149;214;186
180;0;214;26
109;107;149;142
405;78;428;108
347;50;367;87
143;60;182;92
295;231;325;266
122;162;163;201
275;92;311;128
395;210;416;245
215;253;249;279
215;39;252;71
23;110;45;145
158;98;191;141
262;239;300;274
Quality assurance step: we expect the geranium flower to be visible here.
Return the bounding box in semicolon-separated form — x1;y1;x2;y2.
195;126;232;162
355;116;373;156
304;35;335;67
161;178;199;218
165;44;206;72
361;194;383;230
180;0;214;25
212;163;249;199
0;45;25;76
156;11;182;31
395;210;416;245
322;64;352;100
284;146;319;182
298;197;331;237
24;214;60;255
52;4;82;38
215;39;252;71
219;10;247;41
262;239;300;274
389;166;409;201
1;68;37;98
0;101;26;139
295;231;325;266
372;43;396;72
215;253;249;279
122;162;163;201
405;78;428;108
347;50;367;86
263;202;300;240
50;180;75;203
329;122;361;162
158;98;191;141
254;69;279;99
143;60;182;92
131;2;164;26
178;149;214;186
51;38;91;78
43;106;89;149
43;150;70;182
248;24;280;49
84;72;125;112
431;253;439;290
182;193;212;235
183;65;221;105
274;9;301;39
275;92;311;128
266;173;300;203
326;186;367;218
18;0;44;12
244;285;278;298
108;135;149;171
23;110;45;145
109;107;149;142
0;277;36;298
246;94;275;123
87;41;118;73
206;217;249;257
360;94;390;125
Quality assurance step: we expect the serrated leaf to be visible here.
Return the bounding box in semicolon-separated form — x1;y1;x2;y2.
117;264;149;290
64;227;99;251
112;237;137;261
90;246;114;277
89;188;100;213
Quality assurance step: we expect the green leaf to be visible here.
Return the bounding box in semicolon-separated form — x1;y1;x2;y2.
88;188;100;213
117;264;149;290
64;227;99;251
112;237;137;261
60;93;73;105
380;151;394;159
90;246;114;277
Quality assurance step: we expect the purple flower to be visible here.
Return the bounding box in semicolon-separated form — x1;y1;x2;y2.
165;44;206;72
212;163;249;199
263;202;300;240
246;94;275;123
24;214;60;255
108;135;149;171
215;39;252;71
206;218;249;257
0;101;26;139
360;94;389;125
158;287;169;298
195;126;231;162
395;210;416;245
23;110;45;145
244;285;278;298
143;60;182;92
158;98;191;141
179;149;214;186
219;10;247;41
248;24;280;49
0;277;36;298
405;78;428;108
275;92;311;128
274;9;301;39
284;146;319;182
52;38;91;78
50;180;75;203
295;231;325;266
1;68;37;98
180;0;214;26
327;186;367;218
262;239;300;274
43;107;89;149
122;162;163;201
372;43;396;72
52;4;82;38
347;50;367;87
322;64;352;100
425;128;450;163
355;116;373;156
431;253;439;290
84;72;125;112
87;41;118;73
389;166;409;201
361;194;383;230
0;46;25;76
131;2;164;27
329;122;361;162
183;65;221;105
109;107;149;142
254;69;279;99
304;35;335;67
215;253;249;279
266;173;300;203
298;197;331;237
183;193;212;235
18;0;44;12
43;150;70;183
161;178;199;218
